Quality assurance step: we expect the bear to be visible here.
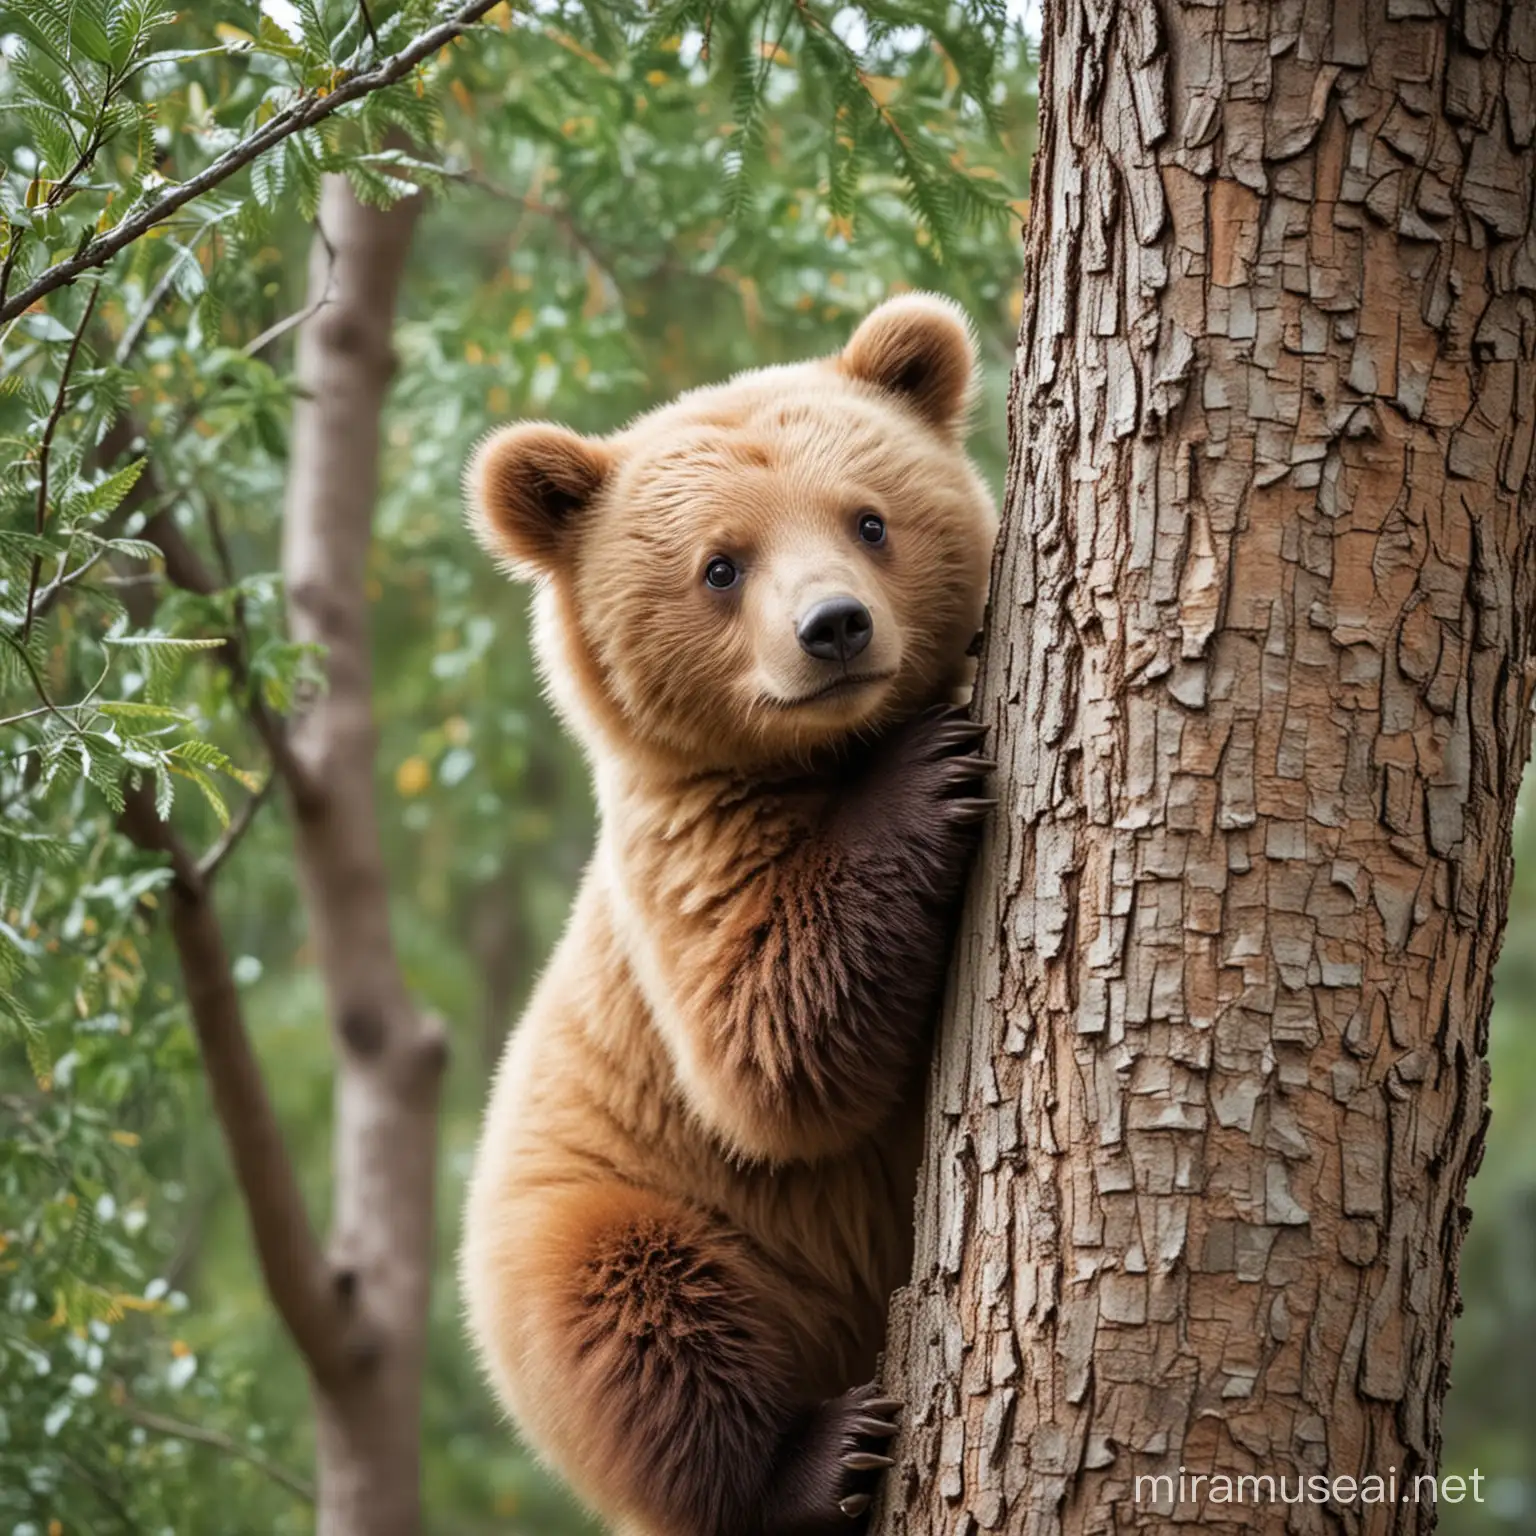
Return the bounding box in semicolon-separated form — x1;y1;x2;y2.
459;293;998;1536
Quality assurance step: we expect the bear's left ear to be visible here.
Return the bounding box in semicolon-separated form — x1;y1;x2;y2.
465;421;613;576
839;293;977;435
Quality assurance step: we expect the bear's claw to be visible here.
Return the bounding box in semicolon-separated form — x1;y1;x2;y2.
841;1451;894;1471
765;1383;902;1535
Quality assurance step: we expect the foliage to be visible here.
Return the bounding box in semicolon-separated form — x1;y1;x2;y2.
0;0;1036;1530
1442;795;1536;1534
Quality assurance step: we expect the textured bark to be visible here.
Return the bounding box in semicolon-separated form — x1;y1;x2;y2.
282;176;446;1536
877;4;1536;1534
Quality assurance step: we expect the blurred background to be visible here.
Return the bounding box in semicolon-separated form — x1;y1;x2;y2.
0;2;1530;1533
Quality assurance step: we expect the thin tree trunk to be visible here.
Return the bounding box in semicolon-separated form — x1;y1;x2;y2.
877;4;1536;1534
470;867;528;1070
283;176;446;1536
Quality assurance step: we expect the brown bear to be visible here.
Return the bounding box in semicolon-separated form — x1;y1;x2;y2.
460;293;997;1536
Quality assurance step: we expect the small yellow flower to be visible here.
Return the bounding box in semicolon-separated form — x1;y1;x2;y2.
395;757;431;798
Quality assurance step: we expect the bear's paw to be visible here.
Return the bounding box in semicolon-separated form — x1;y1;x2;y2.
765;1382;903;1535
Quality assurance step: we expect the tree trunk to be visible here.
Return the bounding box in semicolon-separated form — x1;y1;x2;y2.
469;866;529;1070
877;4;1536;1533
283;175;447;1536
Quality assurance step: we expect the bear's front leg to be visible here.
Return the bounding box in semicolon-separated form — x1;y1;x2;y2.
650;704;993;1162
832;701;995;911
472;1181;901;1536
749;702;993;1133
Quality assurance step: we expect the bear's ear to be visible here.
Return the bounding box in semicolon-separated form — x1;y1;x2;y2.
466;422;613;574
839;293;977;434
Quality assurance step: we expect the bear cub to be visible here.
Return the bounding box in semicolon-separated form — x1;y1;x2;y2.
461;294;998;1536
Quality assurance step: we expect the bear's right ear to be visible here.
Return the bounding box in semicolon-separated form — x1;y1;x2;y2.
839;293;977;435
466;422;613;575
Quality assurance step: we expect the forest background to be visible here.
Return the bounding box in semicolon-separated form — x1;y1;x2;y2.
0;2;1531;1533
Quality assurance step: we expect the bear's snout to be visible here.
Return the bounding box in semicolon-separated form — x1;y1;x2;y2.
796;596;873;663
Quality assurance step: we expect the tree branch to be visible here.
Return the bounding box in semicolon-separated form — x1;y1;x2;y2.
197;772;276;882
22;284;100;642
457;169;627;301
0;0;503;326
114;256;191;366
117;780;363;1385
118;1398;316;1503
241;219;338;361
358;0;381;55
0;633;74;732
136;506;318;811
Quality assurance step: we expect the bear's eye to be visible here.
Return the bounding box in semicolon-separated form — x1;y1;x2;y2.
857;511;887;547
703;555;740;591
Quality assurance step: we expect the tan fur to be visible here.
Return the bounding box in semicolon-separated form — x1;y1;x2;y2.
461;295;997;1536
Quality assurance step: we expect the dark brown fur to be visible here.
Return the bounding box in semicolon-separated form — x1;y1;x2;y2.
686;709;991;1153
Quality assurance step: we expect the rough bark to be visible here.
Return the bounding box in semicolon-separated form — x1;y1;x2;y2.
877;4;1536;1534
282;175;447;1536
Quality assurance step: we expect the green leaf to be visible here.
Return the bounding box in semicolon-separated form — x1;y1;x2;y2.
152;763;173;820
68;0;115;64
101;635;224;653
65;457;145;524
0;988;52;1083
94;700;191;725
168;738;233;773
176;763;229;826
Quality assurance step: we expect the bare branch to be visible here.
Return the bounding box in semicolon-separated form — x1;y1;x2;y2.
456;168;627;301
114;258;189;366
242;219;338;360
0;701;52;731
0;0;504;326
118;779;360;1384
203;498;238;591
118;1398;316;1503
358;0;381;54
1;633;78;734
119;783;204;895
240;297;329;362
32;541;115;614
197;772;277;882
0;226;22;319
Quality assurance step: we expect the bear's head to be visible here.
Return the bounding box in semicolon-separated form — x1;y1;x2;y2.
466;293;997;776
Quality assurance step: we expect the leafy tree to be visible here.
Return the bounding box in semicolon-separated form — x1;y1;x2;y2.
1;1;1036;1529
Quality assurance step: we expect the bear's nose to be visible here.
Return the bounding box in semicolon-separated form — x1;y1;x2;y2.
797;596;873;662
